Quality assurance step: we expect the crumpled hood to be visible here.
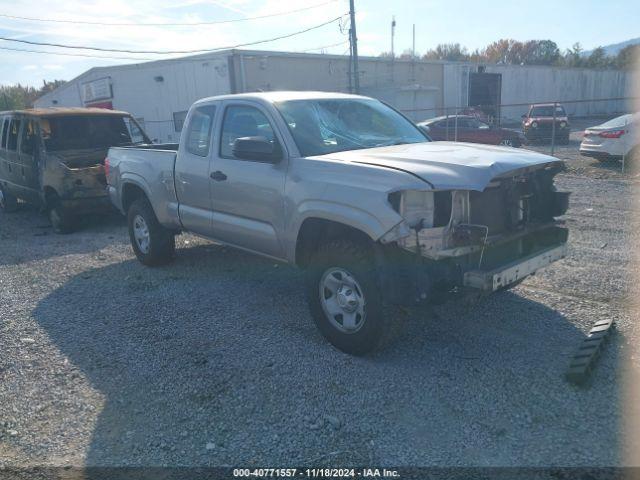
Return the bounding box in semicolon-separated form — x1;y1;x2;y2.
314;142;563;191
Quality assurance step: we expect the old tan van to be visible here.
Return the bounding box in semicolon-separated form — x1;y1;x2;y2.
0;108;149;232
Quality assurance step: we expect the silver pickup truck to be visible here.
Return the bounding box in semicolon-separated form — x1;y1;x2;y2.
106;91;569;354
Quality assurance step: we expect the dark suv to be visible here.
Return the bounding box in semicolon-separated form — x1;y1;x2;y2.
522;104;570;144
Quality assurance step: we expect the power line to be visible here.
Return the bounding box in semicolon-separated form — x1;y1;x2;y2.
0;15;346;55
0;0;340;26
299;40;349;53
0;45;156;61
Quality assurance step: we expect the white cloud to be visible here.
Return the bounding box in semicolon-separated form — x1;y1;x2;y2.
0;0;351;85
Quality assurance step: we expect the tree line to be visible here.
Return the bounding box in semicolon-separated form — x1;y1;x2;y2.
1;80;67;111
386;39;639;70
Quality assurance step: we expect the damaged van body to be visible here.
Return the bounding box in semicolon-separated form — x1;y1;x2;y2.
0;108;149;232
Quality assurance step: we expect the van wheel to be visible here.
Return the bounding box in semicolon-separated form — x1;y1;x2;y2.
48;202;76;234
305;239;388;355
0;185;18;212
127;198;175;266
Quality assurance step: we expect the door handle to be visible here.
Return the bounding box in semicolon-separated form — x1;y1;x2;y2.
210;171;227;181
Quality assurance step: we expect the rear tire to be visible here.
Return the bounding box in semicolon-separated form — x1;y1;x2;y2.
0;184;18;213
127;197;175;266
305;239;388;355
48;199;76;234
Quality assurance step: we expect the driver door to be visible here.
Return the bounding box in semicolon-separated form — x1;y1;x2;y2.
209;101;288;259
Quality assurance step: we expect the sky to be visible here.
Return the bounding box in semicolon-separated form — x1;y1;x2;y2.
0;0;639;87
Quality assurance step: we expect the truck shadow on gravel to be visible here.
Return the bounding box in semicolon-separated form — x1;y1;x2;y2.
0;205;126;266
32;243;622;467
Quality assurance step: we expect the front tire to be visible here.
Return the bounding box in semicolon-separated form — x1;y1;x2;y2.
0;184;18;212
305;239;388;355
127;198;175;266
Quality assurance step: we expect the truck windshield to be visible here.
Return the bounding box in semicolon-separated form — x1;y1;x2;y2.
40;115;149;152
275;98;429;157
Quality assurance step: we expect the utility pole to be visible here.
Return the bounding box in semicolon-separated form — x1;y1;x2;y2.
412;24;416;58
411;23;416;81
391;16;396;58
349;0;360;93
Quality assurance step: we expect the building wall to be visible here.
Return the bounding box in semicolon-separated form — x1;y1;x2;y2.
234;52;444;121
35;54;232;142
443;62;634;123
36;50;635;141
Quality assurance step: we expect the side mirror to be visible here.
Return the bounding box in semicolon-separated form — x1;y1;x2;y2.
232;136;282;163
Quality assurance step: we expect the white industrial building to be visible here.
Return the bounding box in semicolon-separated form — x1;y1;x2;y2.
35;49;636;143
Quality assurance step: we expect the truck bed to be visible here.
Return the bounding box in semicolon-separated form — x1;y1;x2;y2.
106;145;181;230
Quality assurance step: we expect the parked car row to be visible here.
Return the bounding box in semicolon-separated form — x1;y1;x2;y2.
417;104;639;166
417;103;571;148
417;115;525;147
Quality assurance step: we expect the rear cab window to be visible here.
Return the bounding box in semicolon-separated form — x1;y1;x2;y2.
184;105;217;157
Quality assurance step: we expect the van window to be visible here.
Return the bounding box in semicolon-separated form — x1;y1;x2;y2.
20;119;38;155
7;118;21;151
185;106;216;157
0;117;8;148
41;115;147;151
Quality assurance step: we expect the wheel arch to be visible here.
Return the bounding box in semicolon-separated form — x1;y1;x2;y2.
121;181;150;214
295;217;375;268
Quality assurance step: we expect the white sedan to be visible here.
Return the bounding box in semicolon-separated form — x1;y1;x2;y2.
580;113;638;162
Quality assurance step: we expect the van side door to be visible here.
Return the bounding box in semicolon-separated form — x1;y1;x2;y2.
208;100;288;259
174;103;219;237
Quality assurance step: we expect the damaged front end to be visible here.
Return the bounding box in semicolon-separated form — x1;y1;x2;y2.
377;162;569;305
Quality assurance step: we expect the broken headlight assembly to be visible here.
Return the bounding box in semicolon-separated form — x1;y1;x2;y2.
381;190;457;246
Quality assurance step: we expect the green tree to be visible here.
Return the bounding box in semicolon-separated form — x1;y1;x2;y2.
423;43;469;62
0;80;66;110
615;44;640;70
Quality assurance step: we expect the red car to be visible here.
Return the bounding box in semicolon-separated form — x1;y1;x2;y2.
417;115;525;147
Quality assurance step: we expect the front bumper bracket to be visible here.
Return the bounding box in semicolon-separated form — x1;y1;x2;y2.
463;243;568;292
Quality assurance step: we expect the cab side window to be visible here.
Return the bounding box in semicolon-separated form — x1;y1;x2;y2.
220;105;277;159
185;105;217;157
7;118;21;151
20;119;38;155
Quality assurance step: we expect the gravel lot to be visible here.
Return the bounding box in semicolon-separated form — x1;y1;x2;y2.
1;147;639;468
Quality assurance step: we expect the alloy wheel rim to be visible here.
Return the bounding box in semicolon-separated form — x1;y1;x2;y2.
319;267;366;334
500;139;513;146
133;215;151;254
